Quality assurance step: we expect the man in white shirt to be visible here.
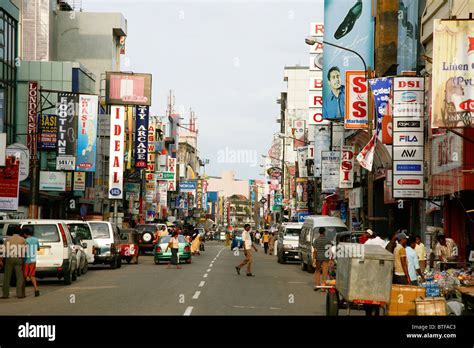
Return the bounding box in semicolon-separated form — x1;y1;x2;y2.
235;224;258;277
364;229;387;248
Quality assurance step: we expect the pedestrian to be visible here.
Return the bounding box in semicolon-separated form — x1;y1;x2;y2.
262;230;270;254
364;229;387;248
23;226;40;297
406;236;425;286
2;225;26;299
225;231;231;248
415;235;427;273
235;224;258;277
166;231;182;269
385;230;399;254
255;231;261;245
268;232;276;255
435;234;457;263
358;229;371;244
393;232;410;285
191;230;201;256
312;227;331;291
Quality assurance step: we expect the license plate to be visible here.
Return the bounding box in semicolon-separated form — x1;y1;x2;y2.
37;248;45;255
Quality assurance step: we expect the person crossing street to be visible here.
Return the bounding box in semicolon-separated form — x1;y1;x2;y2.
235;224;258;277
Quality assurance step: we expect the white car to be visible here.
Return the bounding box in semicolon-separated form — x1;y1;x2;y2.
0;220;79;285
66;221;95;265
87;221;122;269
67;226;89;276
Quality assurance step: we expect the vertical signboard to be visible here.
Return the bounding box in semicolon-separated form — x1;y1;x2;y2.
295;177;308;212
76;95;98;172
146;117;155;181
339;145;354;188
297;146;308;177
135;105;149;168
345;71;368;129
167;156;177;191
56;92;77;170
0;151;20;210
392;76;425;198
73;171;86;191
38;114;58;150
313;124;331;177
322;0;374;120
293;119;306;149
431;19;474;128
321;151;340;193
108;106;125;199
27;82;38;164
158;181;168;206
196;179;202;209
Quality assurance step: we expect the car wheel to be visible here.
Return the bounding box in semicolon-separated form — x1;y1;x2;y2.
300;259;307;271
117;256;122;268
63;269;72;285
110;255;117;269
72;268;77;281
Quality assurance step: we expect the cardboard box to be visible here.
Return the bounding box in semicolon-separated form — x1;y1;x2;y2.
387;284;426;316
415;297;447;316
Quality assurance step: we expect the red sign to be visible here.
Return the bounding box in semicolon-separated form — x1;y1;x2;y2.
0;152;20;210
27;81;38;162
459;99;474;112
345;71;368;129
397;178;421;185
339;146;354;188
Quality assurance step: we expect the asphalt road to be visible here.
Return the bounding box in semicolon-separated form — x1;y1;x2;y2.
0;241;332;315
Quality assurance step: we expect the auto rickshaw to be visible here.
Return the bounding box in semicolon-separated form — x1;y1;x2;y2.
120;229;140;264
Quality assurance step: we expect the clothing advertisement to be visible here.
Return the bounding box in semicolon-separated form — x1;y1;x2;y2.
295;177;308;212
322;0;374;120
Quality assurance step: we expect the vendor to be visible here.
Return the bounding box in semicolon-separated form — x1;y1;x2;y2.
435;234;458;266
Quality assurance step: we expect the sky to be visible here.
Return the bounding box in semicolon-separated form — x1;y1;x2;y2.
82;0;324;180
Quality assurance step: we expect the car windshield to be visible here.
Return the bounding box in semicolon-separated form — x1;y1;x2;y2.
313;226;348;243
29;224;60;242
67;223;92;240
160;235;186;244
284;228;301;237
136;225;156;232
89;223;111;239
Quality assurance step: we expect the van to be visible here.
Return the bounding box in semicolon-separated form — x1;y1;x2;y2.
276;222;303;263
298;215;348;273
0;220;78;285
87;221;122;269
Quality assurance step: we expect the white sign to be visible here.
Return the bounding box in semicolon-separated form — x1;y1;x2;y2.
393;147;424;161
349;187;363;209
56;156;75;171
393;131;424;147
393;189;424;198
393;118;423;132
0;133;5;166
393;175;424;190
39;171;66;191
339;146;355;189
108;106;125;199
431;132;463;175
321;151;339;193
158;181;168;205
297;146;308;178
393;90;424;104
307;145;315;159
310;22;324;37
313;124;331;177
73;172;86;191
345;71;368;129
167;157;177;191
392;104;424;117
308;92;323;109
393;77;424;91
6;144;29;182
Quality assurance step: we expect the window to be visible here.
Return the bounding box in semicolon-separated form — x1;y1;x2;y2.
67;224;92;240
29;224;60;242
89;223;111;239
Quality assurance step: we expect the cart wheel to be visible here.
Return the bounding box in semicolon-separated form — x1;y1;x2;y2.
326;290;339;316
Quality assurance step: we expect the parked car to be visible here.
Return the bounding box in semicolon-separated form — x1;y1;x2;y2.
277;222;303;263
153;234;191;264
298;216;348;273
66;220;94;264
135;223;165;253
0;220;79;285
87;221;122;269
231;229;244;250
67;227;88;276
120;229;140;264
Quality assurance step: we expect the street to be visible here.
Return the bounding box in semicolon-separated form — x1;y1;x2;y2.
0;242;331;315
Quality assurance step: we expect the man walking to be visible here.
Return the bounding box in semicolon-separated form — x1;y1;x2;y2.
235;224;258;277
2;225;26;299
312;227;331;290
23;227;40;297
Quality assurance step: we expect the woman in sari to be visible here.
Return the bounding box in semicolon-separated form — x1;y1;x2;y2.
191;231;201;255
166;231;181;269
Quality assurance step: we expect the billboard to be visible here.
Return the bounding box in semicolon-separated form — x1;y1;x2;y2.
339;145;354;188
322;0;374;120
38;114;58;151
135;105;149;169
73;171;86;191
76;95;98;172
108;106;125;199
432;19;474;128
39;171;66;191
296;178;308;212
27;82;38;162
321;151;340;193
106;72;152;106
0;151;20;210
345;71;368;129
297;146;308;177
313;124;331;177
56;92;77;171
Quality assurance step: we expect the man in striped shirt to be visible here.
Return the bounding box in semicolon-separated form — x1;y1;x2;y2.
312;227;331;290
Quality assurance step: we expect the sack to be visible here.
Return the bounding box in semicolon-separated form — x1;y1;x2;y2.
200;243;205;251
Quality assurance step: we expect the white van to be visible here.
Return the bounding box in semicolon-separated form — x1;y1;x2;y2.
0;220;79;285
87;221;122;269
276;222;303;263
65;221;94;264
298;216;348;273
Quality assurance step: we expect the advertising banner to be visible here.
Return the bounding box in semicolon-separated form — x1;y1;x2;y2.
7;144;29;181
158;181;168;206
38;114;58;150
297;146;308;177
322;0;374;120
349;187;363;209
108;106;125;199
167;157;177;191
196;179;202;209
106;72;152;106
293;119;306;149
179;181;196;194
296;178;308;212
146;117;155;181
313;124;331;177
56;92;77;170
431;19;474;128
339;145;354;188
0;151;20;210
27;82;38;162
73;171;86;191
135;105;149;168
321;151;340;193
39;171;66;191
308;22;326;126
345;71;368;129
76;95;98;172
397;0;419;73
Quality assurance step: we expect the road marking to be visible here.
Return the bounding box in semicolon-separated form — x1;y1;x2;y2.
199;281;205;287
269;307;281;310
183;306;193;316
63;286;118;290
209;263;213;267
192;291;201;299
207;268;211;272
203;273;208;278
232;305;281;310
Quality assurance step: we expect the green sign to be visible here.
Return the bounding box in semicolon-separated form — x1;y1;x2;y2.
155;172;175;180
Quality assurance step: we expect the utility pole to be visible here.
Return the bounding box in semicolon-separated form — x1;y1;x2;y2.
366;66;374;230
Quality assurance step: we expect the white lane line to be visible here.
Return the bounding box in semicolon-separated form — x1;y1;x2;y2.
192;291;201;299
203;273;208;278
209;263;213;267
199;281;205;287
288;281;306;284
183;306;193;316
207;268;211;272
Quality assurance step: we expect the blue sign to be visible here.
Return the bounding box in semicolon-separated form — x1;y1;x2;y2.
297;212;309;223
369;77;393;138
109;188;121;197
179;181;197;192
134;105;149;169
396;164;422;171
340;202;347;222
